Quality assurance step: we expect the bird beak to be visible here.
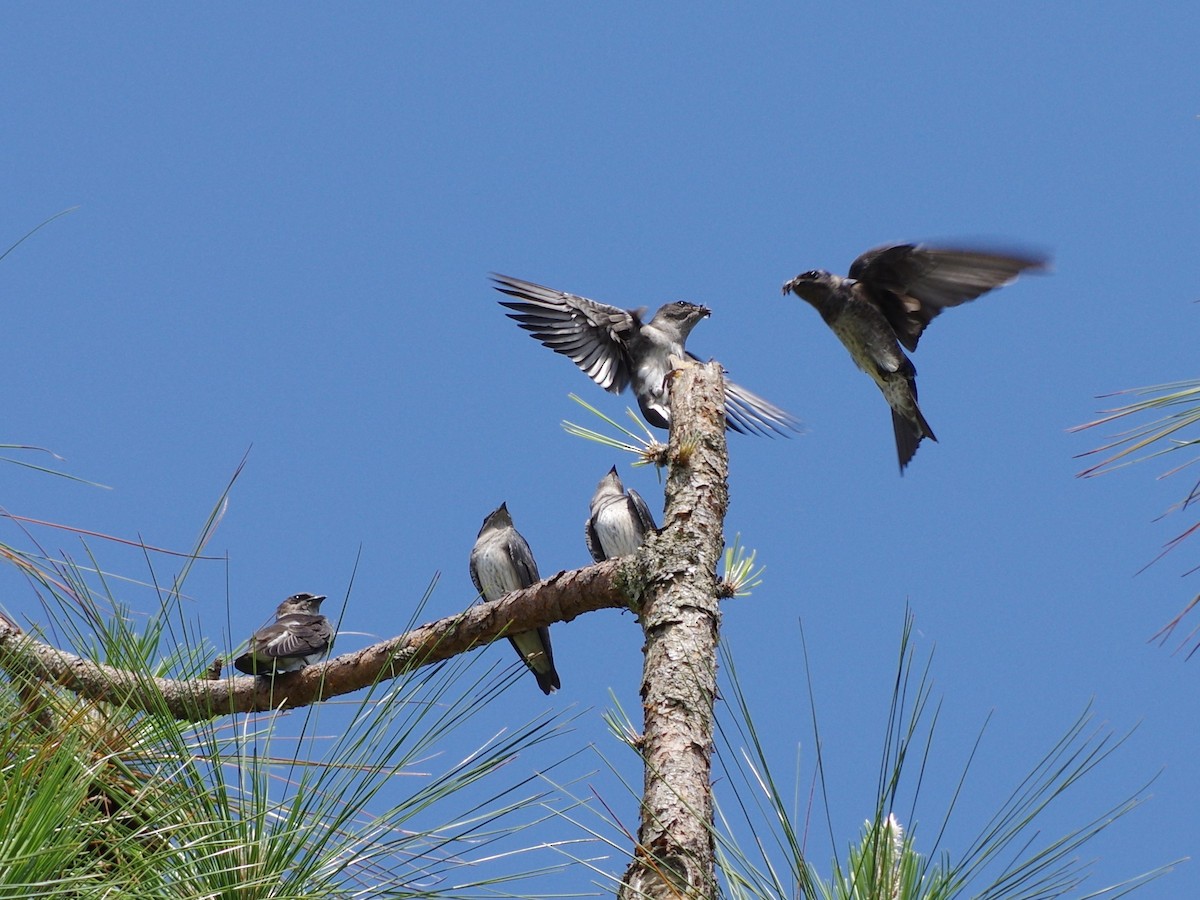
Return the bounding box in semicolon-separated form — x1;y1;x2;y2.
700;305;712;317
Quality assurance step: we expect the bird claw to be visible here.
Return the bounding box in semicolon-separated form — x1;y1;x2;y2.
665;353;696;373
661;353;696;395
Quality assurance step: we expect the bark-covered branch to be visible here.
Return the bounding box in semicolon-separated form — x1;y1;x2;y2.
0;363;731;900
619;361;727;900
0;559;631;722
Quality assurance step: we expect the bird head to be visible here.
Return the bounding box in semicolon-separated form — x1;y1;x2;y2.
276;593;327;616
478;501;513;536
653;301;711;339
782;270;839;304
592;465;624;500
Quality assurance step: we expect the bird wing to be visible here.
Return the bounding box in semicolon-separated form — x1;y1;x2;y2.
584;514;605;563
468;549;485;599
492;274;636;394
506;532;541;588
678;352;802;437
724;380;804;436
627;488;658;533
258;614;333;659
685;351;800;437
849;244;1047;351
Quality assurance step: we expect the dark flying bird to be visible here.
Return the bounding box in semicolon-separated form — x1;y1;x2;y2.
585;465;658;562
782;244;1047;471
233;593;334;677
493;274;801;436
469;502;560;694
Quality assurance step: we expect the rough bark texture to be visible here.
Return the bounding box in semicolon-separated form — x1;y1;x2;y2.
619;361;727;900
0;559;631;721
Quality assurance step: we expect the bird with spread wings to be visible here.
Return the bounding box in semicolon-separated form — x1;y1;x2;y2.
494;274;801;437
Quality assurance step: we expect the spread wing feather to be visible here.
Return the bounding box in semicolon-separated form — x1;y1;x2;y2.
493;273;635;394
849;245;1047;351
723;374;805;437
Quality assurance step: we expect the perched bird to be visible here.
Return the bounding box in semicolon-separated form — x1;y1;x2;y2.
782;244;1047;472
469;502;560;694
493;273;801;436
586;465;658;562
233;593;334;677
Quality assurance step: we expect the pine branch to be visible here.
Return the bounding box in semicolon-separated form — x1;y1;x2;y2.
0;364;732;898
0;558;632;721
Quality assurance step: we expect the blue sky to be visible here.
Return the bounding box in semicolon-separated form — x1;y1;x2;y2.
2;3;1197;894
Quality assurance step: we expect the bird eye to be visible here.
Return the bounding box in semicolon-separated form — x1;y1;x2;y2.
802;270;821;279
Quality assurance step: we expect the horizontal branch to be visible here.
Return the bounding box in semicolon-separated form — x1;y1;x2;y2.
0;559;632;722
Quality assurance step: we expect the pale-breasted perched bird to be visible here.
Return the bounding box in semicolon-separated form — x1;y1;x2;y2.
585;466;657;562
469;503;560;694
233;593;334;677
782;244;1047;472
493;273;801;436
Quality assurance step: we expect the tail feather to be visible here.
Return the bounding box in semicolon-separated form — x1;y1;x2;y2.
533;666;562;695
509;630;560;694
892;406;937;473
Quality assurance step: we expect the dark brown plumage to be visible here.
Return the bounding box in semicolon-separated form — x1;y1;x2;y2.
784;243;1048;472
233;593;334;677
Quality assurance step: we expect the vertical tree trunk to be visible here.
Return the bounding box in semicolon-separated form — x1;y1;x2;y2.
619;361;728;900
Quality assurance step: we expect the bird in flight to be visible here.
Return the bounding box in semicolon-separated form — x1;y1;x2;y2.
783;244;1047;472
494;274;801;436
470;502;560;694
234;592;334;677
586;465;658;562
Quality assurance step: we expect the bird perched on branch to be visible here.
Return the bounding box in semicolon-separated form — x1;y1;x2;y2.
783;244;1047;472
586;466;657;562
233;593;334;677
493;273;801;436
470;502;560;694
